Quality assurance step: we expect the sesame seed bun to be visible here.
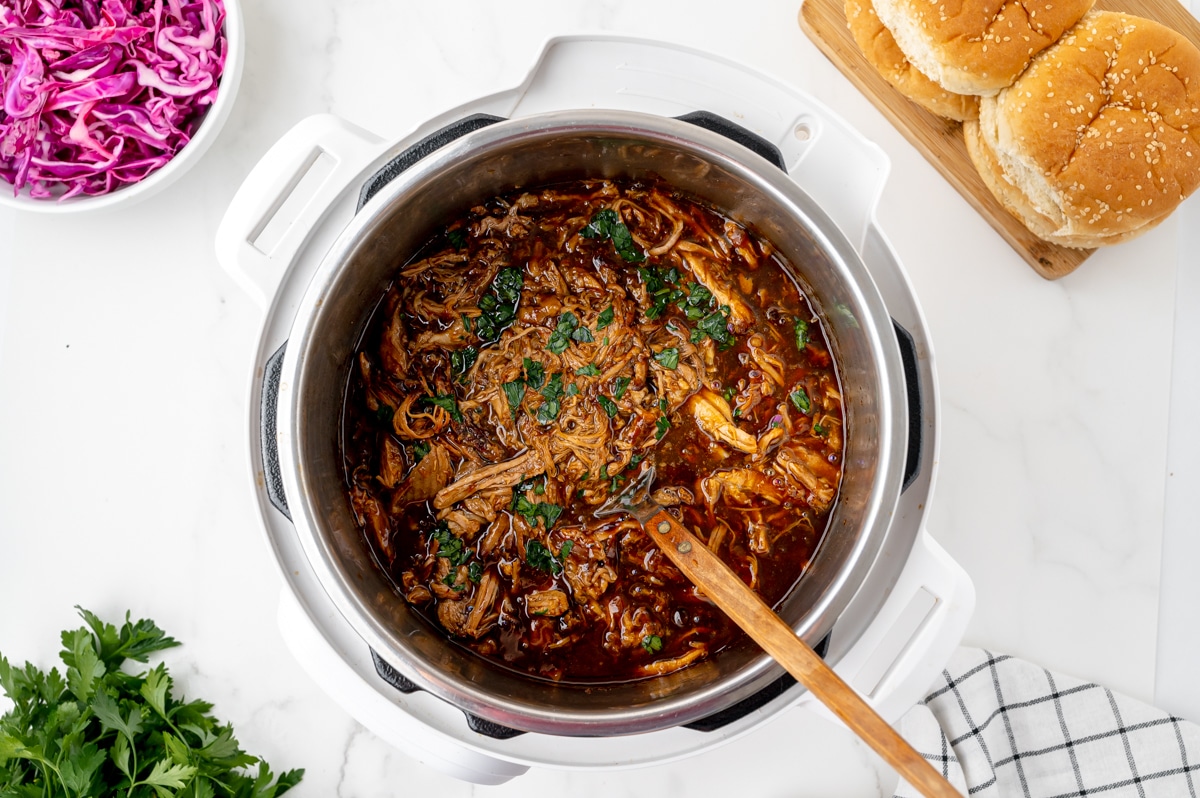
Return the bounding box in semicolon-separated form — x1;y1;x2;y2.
872;0;1095;95
846;0;980;121
966;11;1200;248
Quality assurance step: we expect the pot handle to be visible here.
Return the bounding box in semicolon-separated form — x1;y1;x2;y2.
796;529;975;724
216;114;387;310
893;320;923;492
674;111;788;172
260;342;291;520
357;114;506;211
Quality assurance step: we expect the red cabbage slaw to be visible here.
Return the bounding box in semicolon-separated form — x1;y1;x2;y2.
0;0;227;200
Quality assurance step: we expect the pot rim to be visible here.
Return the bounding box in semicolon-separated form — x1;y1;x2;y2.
275;109;911;736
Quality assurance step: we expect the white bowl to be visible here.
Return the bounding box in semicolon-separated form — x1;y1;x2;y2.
0;0;245;215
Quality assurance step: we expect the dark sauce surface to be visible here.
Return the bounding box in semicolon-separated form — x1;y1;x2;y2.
342;178;844;683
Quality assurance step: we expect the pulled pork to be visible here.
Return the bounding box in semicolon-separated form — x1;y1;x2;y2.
343;179;844;682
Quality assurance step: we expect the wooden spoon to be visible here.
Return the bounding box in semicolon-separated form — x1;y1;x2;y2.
597;465;960;798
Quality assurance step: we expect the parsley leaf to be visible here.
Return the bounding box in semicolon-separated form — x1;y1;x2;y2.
566;383;580;397
682;282;715;320
424;393;463;423
446;228;468;249
503;380;526;418
690;306;735;349
597;305;615;329
813;422;829;437
537;374;563;423
374;404;395;427
547;312;580;354
541;372;564;402
472;267;524;344
413;441;430;461
525;540;563;575
790;387;812;414
598;395;619;418
642;635;664;654
653;347;680;370
722;386;736;404
512;486;564;531
580;208;646;263
536;399;560;424
576;364;601;377
431;522;471;567
655;415;671;440
794;317;810;351
450;347;477;381
614;376;631;399
639;266;686;320
467;562;483;584
0;608;303;798
523;357;546;390
572;325;595;344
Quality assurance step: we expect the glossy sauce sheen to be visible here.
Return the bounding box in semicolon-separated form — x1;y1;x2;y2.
342;179;845;683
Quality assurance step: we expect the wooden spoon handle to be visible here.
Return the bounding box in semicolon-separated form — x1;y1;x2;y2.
644;508;960;798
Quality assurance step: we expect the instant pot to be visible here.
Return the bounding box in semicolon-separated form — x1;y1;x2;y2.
216;36;973;784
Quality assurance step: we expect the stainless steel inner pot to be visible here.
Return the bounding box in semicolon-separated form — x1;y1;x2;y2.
275;110;911;736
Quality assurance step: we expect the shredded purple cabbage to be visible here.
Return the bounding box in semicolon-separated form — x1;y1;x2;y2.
0;0;227;200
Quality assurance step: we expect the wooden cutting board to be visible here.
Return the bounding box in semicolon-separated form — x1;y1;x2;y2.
798;0;1200;279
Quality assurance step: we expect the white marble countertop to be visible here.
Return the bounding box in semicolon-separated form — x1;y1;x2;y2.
2;0;1197;795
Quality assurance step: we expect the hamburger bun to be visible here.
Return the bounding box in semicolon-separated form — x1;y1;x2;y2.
873;0;1094;95
846;0;980;121
966;11;1200;248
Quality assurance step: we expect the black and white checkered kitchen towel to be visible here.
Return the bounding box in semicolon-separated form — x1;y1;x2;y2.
892;648;1200;797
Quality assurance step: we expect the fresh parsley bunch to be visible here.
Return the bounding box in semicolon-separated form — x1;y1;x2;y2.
0;607;303;798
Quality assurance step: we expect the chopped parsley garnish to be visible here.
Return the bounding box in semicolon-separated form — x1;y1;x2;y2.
560;540;574;559
446;227;468;249
721;386;736;404
513;497;564;531
566;383;580;397
537;399;560;424
813;422;829;437
655;415;671;440
610;474;625;493
431;522;470;567
547;312;580;354
790;387;812;414
413;441;430;461
442;572;466;591
537;373;565;424
523;357;546;390
525;540;564;575
451;346;477;381
794;317;810;351
580;208;646;263
653;347;680;370
503;380;526;417
614;376;631;400
639;266;687;320
642;634;664;654
472;267;524;344
541;372;564;402
375;404;395;426
598;395;619;418
689;305;735;349
576;363;601;377
597;305;615;329
573;325;595;344
424;393;463;423
682;282;715;320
